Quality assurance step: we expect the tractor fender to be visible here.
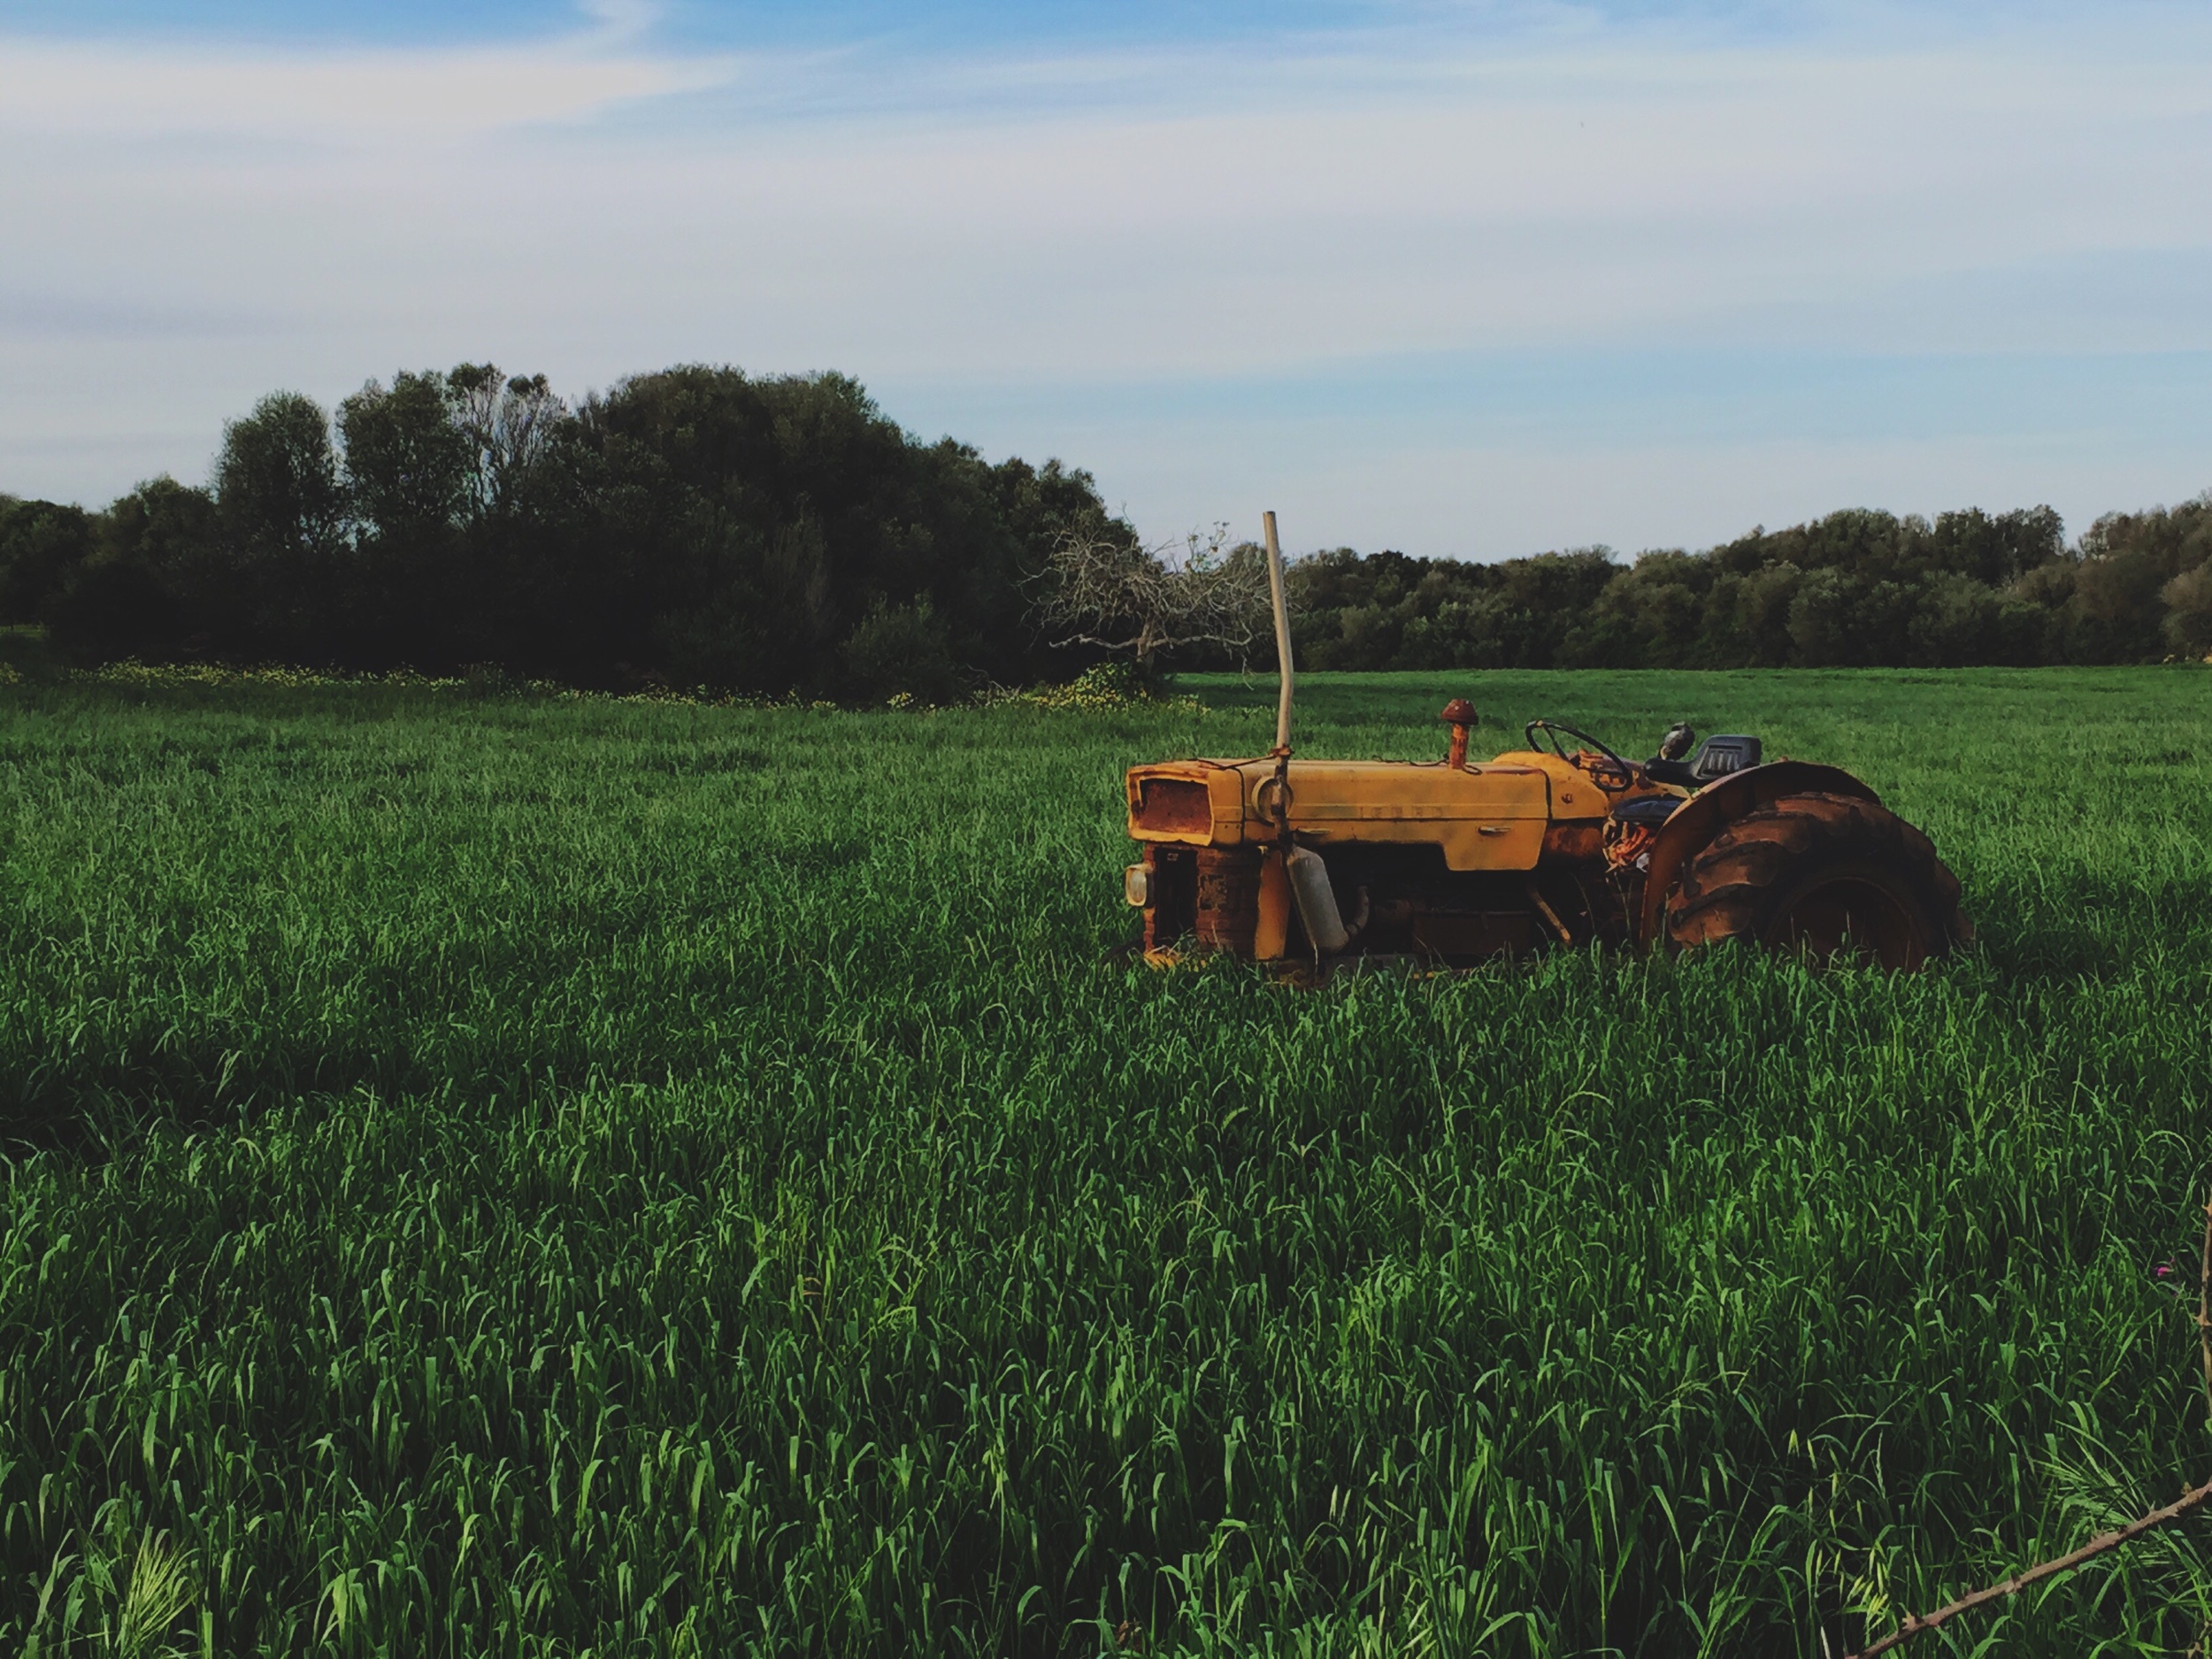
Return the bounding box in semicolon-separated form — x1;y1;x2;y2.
1635;761;1882;948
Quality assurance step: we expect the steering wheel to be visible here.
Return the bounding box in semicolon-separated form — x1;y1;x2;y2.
1525;719;1626;765
1524;719;1635;791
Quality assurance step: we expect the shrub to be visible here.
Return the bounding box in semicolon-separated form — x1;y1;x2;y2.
841;595;966;704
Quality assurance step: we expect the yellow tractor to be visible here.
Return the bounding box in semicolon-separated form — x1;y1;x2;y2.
1122;516;1969;972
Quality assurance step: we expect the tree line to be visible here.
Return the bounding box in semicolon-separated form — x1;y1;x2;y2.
3;362;2207;694
1283;502;2212;672
0;365;1133;700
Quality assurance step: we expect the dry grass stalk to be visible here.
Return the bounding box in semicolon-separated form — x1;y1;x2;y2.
1849;1195;2212;1658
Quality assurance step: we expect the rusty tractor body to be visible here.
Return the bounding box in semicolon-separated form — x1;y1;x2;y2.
1123;514;1967;972
1123;710;1970;972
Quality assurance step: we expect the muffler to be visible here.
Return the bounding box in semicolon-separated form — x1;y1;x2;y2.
1286;844;1364;954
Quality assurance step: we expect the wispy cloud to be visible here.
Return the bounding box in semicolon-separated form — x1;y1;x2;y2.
575;0;663;46
0;4;738;139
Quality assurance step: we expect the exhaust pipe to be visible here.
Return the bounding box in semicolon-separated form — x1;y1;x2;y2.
1260;518;1370;960
1263;510;1294;753
1286;844;1366;956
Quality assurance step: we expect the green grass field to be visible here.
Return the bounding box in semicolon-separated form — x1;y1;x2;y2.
3;665;2209;1656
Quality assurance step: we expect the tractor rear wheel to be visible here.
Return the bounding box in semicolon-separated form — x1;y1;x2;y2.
1665;792;1968;970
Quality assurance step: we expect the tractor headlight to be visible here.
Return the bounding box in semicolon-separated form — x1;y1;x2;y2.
1124;864;1151;907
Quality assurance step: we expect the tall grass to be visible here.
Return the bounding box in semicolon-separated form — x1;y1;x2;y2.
2;667;2208;1655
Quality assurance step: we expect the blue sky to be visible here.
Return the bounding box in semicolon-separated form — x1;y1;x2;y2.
2;0;2207;557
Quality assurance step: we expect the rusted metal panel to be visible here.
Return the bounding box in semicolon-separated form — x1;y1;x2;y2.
1540;822;1606;862
1194;846;1263;955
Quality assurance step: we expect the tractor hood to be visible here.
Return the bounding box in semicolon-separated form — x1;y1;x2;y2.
1125;754;1606;872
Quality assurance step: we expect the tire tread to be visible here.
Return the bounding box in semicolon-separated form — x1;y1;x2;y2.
1664;791;1968;963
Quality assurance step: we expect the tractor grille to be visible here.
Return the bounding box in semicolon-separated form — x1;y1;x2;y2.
1133;778;1213;833
1137;843;1257;953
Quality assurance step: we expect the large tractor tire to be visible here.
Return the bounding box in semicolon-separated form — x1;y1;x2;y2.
1665;792;1968;970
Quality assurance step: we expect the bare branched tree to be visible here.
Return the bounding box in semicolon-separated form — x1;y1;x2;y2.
1030;523;1277;669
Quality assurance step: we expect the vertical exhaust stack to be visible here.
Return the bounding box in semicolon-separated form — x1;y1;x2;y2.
1440;698;1478;769
1263;511;1294;754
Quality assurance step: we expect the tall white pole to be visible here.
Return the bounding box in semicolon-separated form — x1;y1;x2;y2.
1263;510;1294;752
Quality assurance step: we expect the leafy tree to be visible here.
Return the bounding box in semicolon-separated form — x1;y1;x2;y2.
2162;564;2212;658
46;477;219;658
311;364;567;669
1926;506;2063;586
209;392;345;655
2072;497;2212;662
546;365;1118;694
1906;572;2006;667
340;372;472;542
213;393;343;569
0;498;96;624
